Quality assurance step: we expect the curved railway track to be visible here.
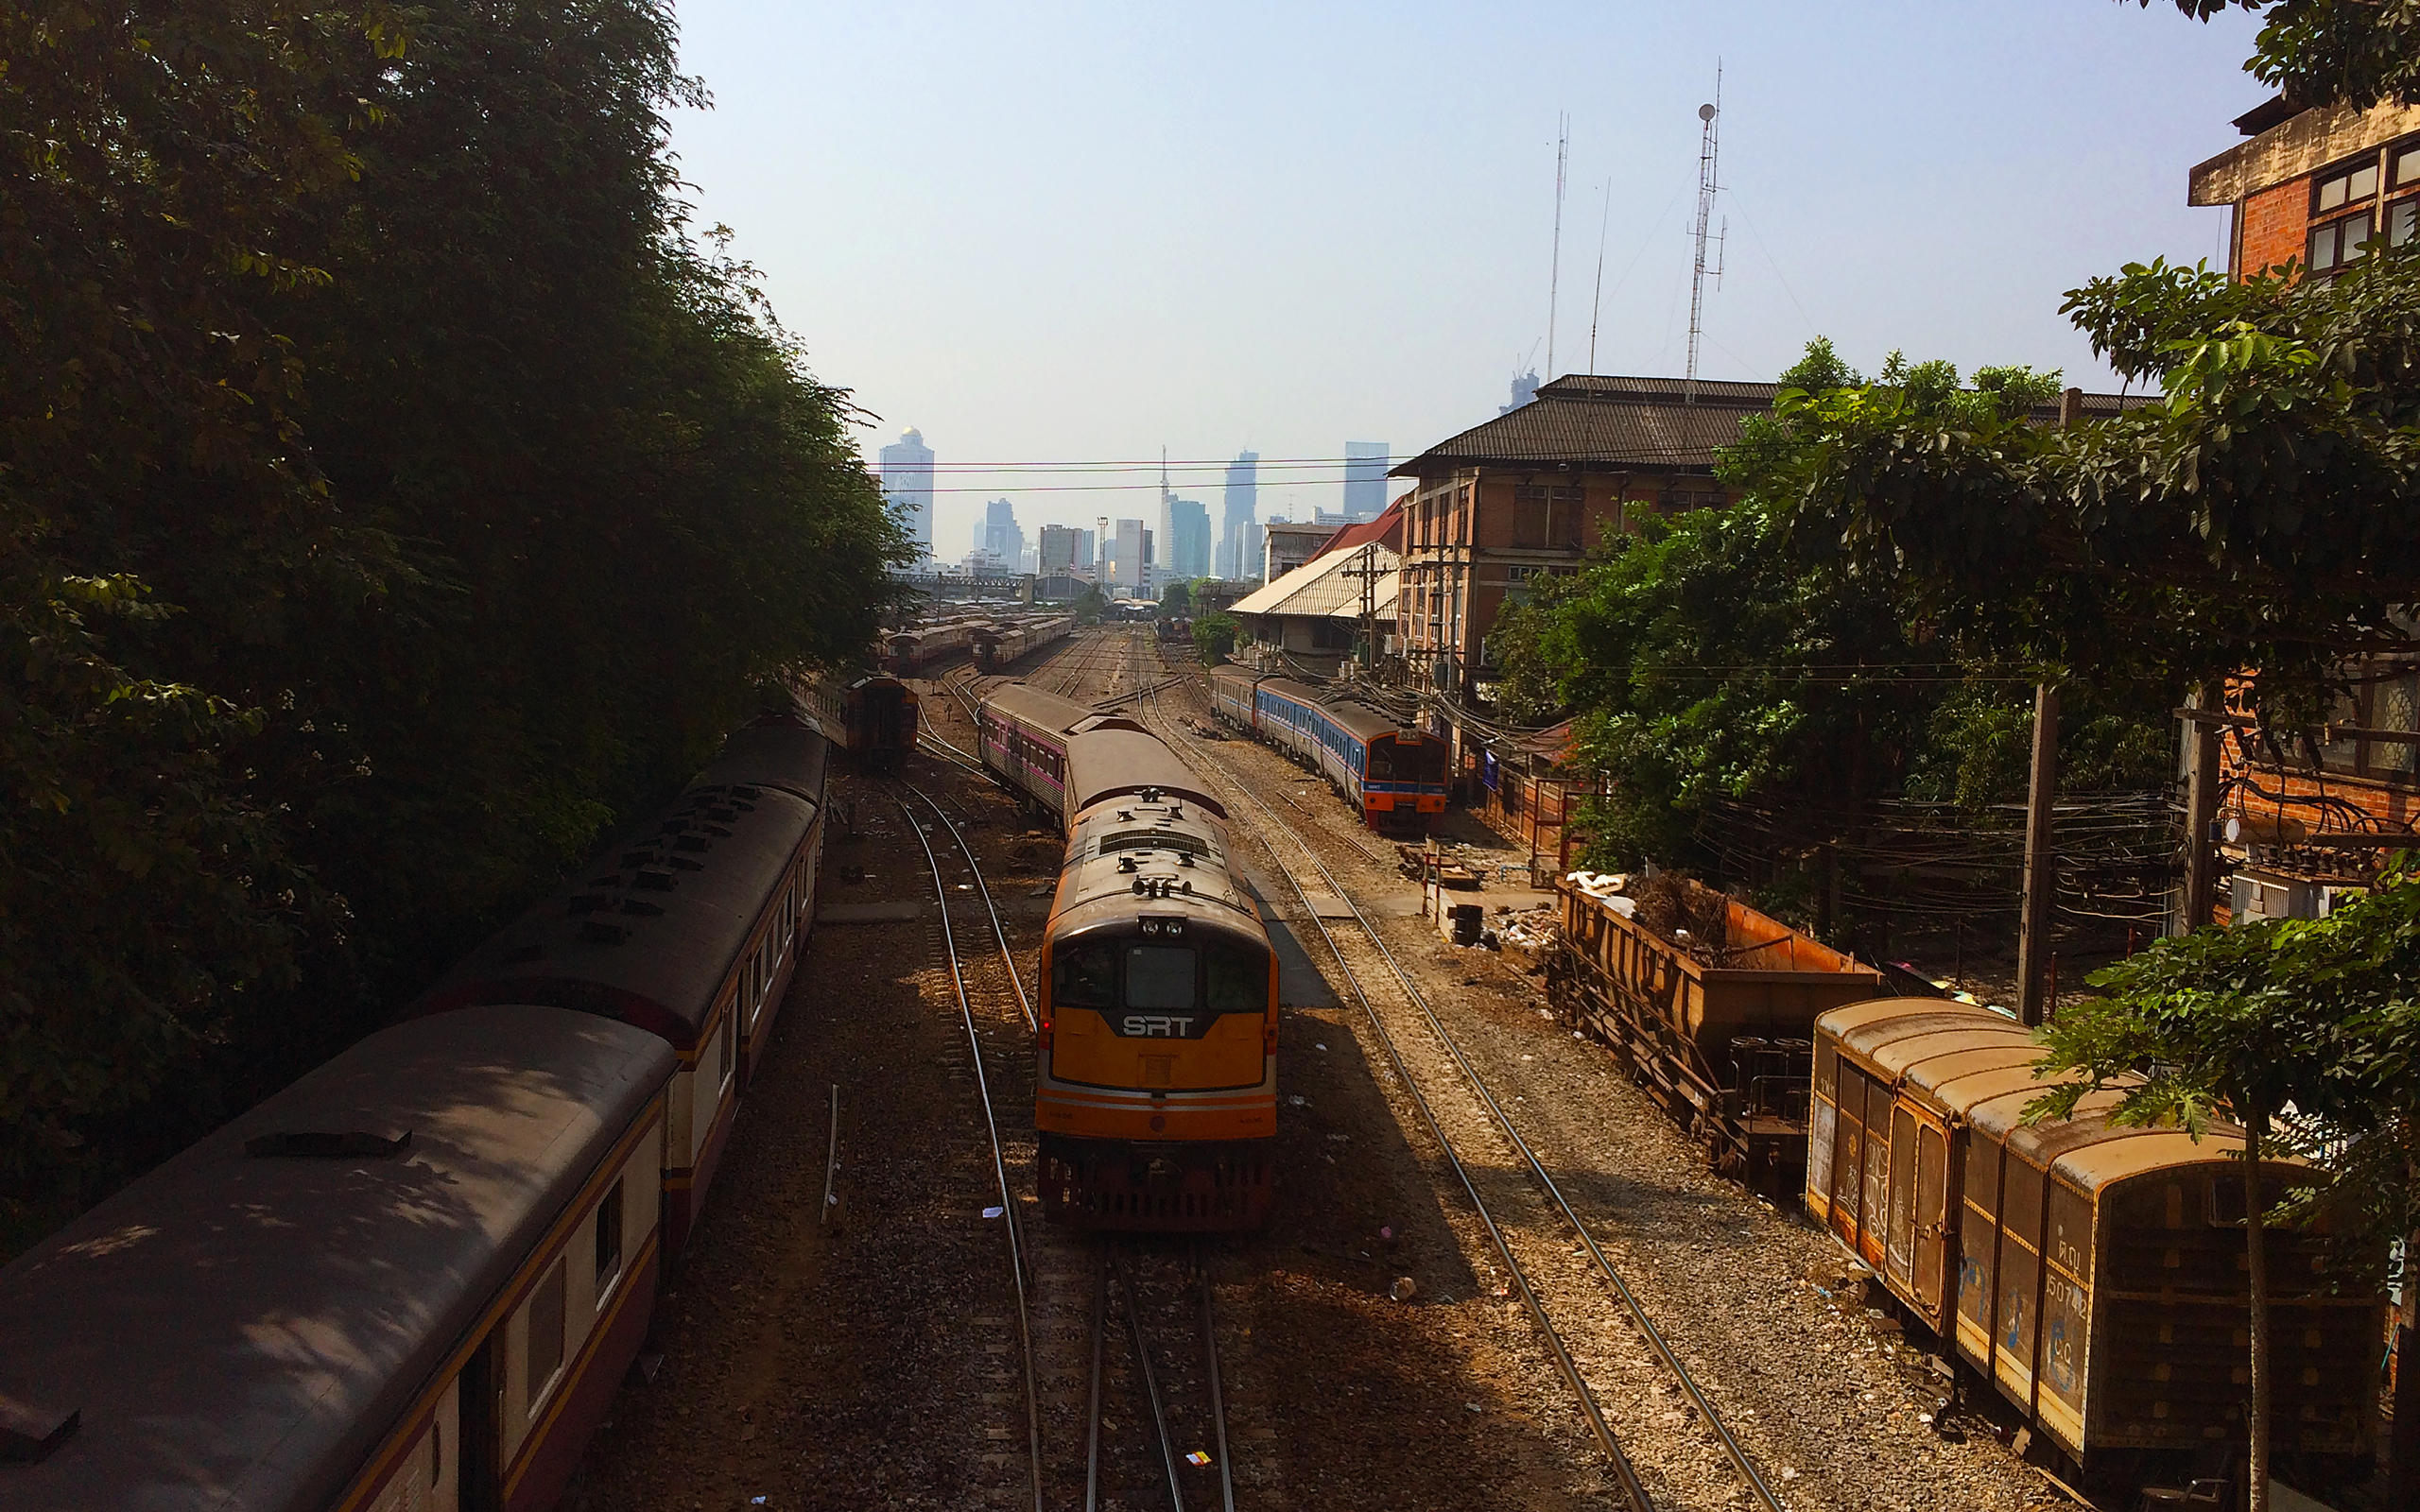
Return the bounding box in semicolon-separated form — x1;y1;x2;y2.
900;763;1239;1510
1134;632;1790;1512
897;787;1046;1512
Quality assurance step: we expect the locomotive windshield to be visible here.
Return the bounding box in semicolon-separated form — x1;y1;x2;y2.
1049;934;1270;1016
1124;946;1196;1008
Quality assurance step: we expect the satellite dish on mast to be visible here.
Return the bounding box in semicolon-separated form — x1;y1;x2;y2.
1699;103;1716;121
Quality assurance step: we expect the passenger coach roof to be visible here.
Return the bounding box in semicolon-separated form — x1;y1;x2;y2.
415;782;816;1046
986;682;1100;736
0;1007;671;1512
694;713;828;805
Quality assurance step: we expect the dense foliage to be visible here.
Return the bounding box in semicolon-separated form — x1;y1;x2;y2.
1497;343;2170;890
2;1;909;1239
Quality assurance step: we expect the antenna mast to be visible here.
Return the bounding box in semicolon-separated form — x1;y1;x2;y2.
1547;113;1568;382
1685;66;1725;402
1587;179;1611;375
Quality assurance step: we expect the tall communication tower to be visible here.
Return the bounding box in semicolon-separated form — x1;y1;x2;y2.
1685;70;1726;403
1547;114;1569;382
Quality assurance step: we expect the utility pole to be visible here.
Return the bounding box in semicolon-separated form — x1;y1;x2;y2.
2016;387;2084;1026
2181;685;2221;935
1685;66;1725;404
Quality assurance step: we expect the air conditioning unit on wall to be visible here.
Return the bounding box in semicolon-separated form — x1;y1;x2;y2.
2229;865;2354;922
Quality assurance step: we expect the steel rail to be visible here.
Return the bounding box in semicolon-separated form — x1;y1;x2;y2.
1195;1240;1237;1512
1144;649;1786;1512
902;782;1034;1030
1127;662;1655;1512
1116;1252;1188;1512
896;795;1046;1512
1084;1246;1109;1512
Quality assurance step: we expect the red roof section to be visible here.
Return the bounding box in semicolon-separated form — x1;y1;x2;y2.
1308;496;1407;562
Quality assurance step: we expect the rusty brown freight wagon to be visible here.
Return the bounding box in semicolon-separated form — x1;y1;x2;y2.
1809;999;2377;1493
1547;876;1886;1194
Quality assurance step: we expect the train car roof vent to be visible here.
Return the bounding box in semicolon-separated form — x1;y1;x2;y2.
1116;810;1134;821
1167;805;1183;820
1141;787;1162;802
634;870;678;892
1118;855;1139;872
245;1125;412;1160
580;918;635;943
1179;851;1195;866
620;851;654;869
0;1395;78;1463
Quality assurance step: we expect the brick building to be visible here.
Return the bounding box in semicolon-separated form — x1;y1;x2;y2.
1387;374;1769;707
2181;99;2420;925
2190;95;2420;277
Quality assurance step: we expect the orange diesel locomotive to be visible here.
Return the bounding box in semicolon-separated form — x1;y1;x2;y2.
978;680;1279;1229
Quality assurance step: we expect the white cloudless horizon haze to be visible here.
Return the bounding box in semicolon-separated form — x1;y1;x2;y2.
662;1;2265;554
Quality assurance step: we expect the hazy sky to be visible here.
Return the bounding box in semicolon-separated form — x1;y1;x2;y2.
663;2;2265;552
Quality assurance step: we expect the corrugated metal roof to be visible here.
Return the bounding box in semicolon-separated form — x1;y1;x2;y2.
1394;375;2158;478
1229;541;1396;620
1394;377;1775;476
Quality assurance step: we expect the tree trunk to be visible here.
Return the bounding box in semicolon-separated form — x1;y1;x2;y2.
2393;1210;2420;1510
2246;1108;2272;1512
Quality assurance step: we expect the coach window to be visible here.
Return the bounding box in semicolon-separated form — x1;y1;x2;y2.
594;1177;625;1302
527;1257;567;1411
1125;945;1198;1009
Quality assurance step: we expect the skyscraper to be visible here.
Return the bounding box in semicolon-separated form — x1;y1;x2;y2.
1038;524;1082;574
981;498;1023;567
1344;442;1390;521
879;428;934;561
1220;452;1258;579
1166;496;1210;578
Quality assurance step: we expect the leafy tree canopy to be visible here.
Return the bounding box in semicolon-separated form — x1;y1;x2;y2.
1;0;909;1240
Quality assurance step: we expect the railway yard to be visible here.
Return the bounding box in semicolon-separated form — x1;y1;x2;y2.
562;626;2099;1512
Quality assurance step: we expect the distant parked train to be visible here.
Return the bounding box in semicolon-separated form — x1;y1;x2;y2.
1205;666;1449;830
1811;999;2377;1495
806;669;919;771
972;612;1075;673
977;680;1277;1229
886;615;984;676
0;705;832;1512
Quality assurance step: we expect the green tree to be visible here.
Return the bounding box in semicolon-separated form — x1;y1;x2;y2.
1073;584;1111;625
1160;578;1194;613
1192;611;1238;664
1;0;909;1236
2030;868;2420;1512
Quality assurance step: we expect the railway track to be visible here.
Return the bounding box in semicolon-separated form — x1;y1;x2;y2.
900;765;1241;1510
1135;632;1789;1512
897;786;1046;1512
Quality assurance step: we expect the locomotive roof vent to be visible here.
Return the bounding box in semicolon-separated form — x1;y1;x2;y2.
1179;851;1195;867
1117;810;1134;821
1141;786;1162;802
1118;855;1138;872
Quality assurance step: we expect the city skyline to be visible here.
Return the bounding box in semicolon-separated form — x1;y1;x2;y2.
667;3;2262;559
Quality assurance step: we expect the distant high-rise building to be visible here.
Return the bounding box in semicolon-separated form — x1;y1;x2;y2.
1220;452;1258;579
1344;442;1390;521
1166;497;1211;578
1109;518;1148;591
1500;372;1540;414
1039;524;1083;573
879;428;934;561
1078;528;1095;568
982;498;1024;567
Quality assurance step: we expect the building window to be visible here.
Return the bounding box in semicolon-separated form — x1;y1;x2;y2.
2391;197;2420;249
2308;214;2377;272
2399;143;2420;188
526;1258;567;1410
2315;157;2380;215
